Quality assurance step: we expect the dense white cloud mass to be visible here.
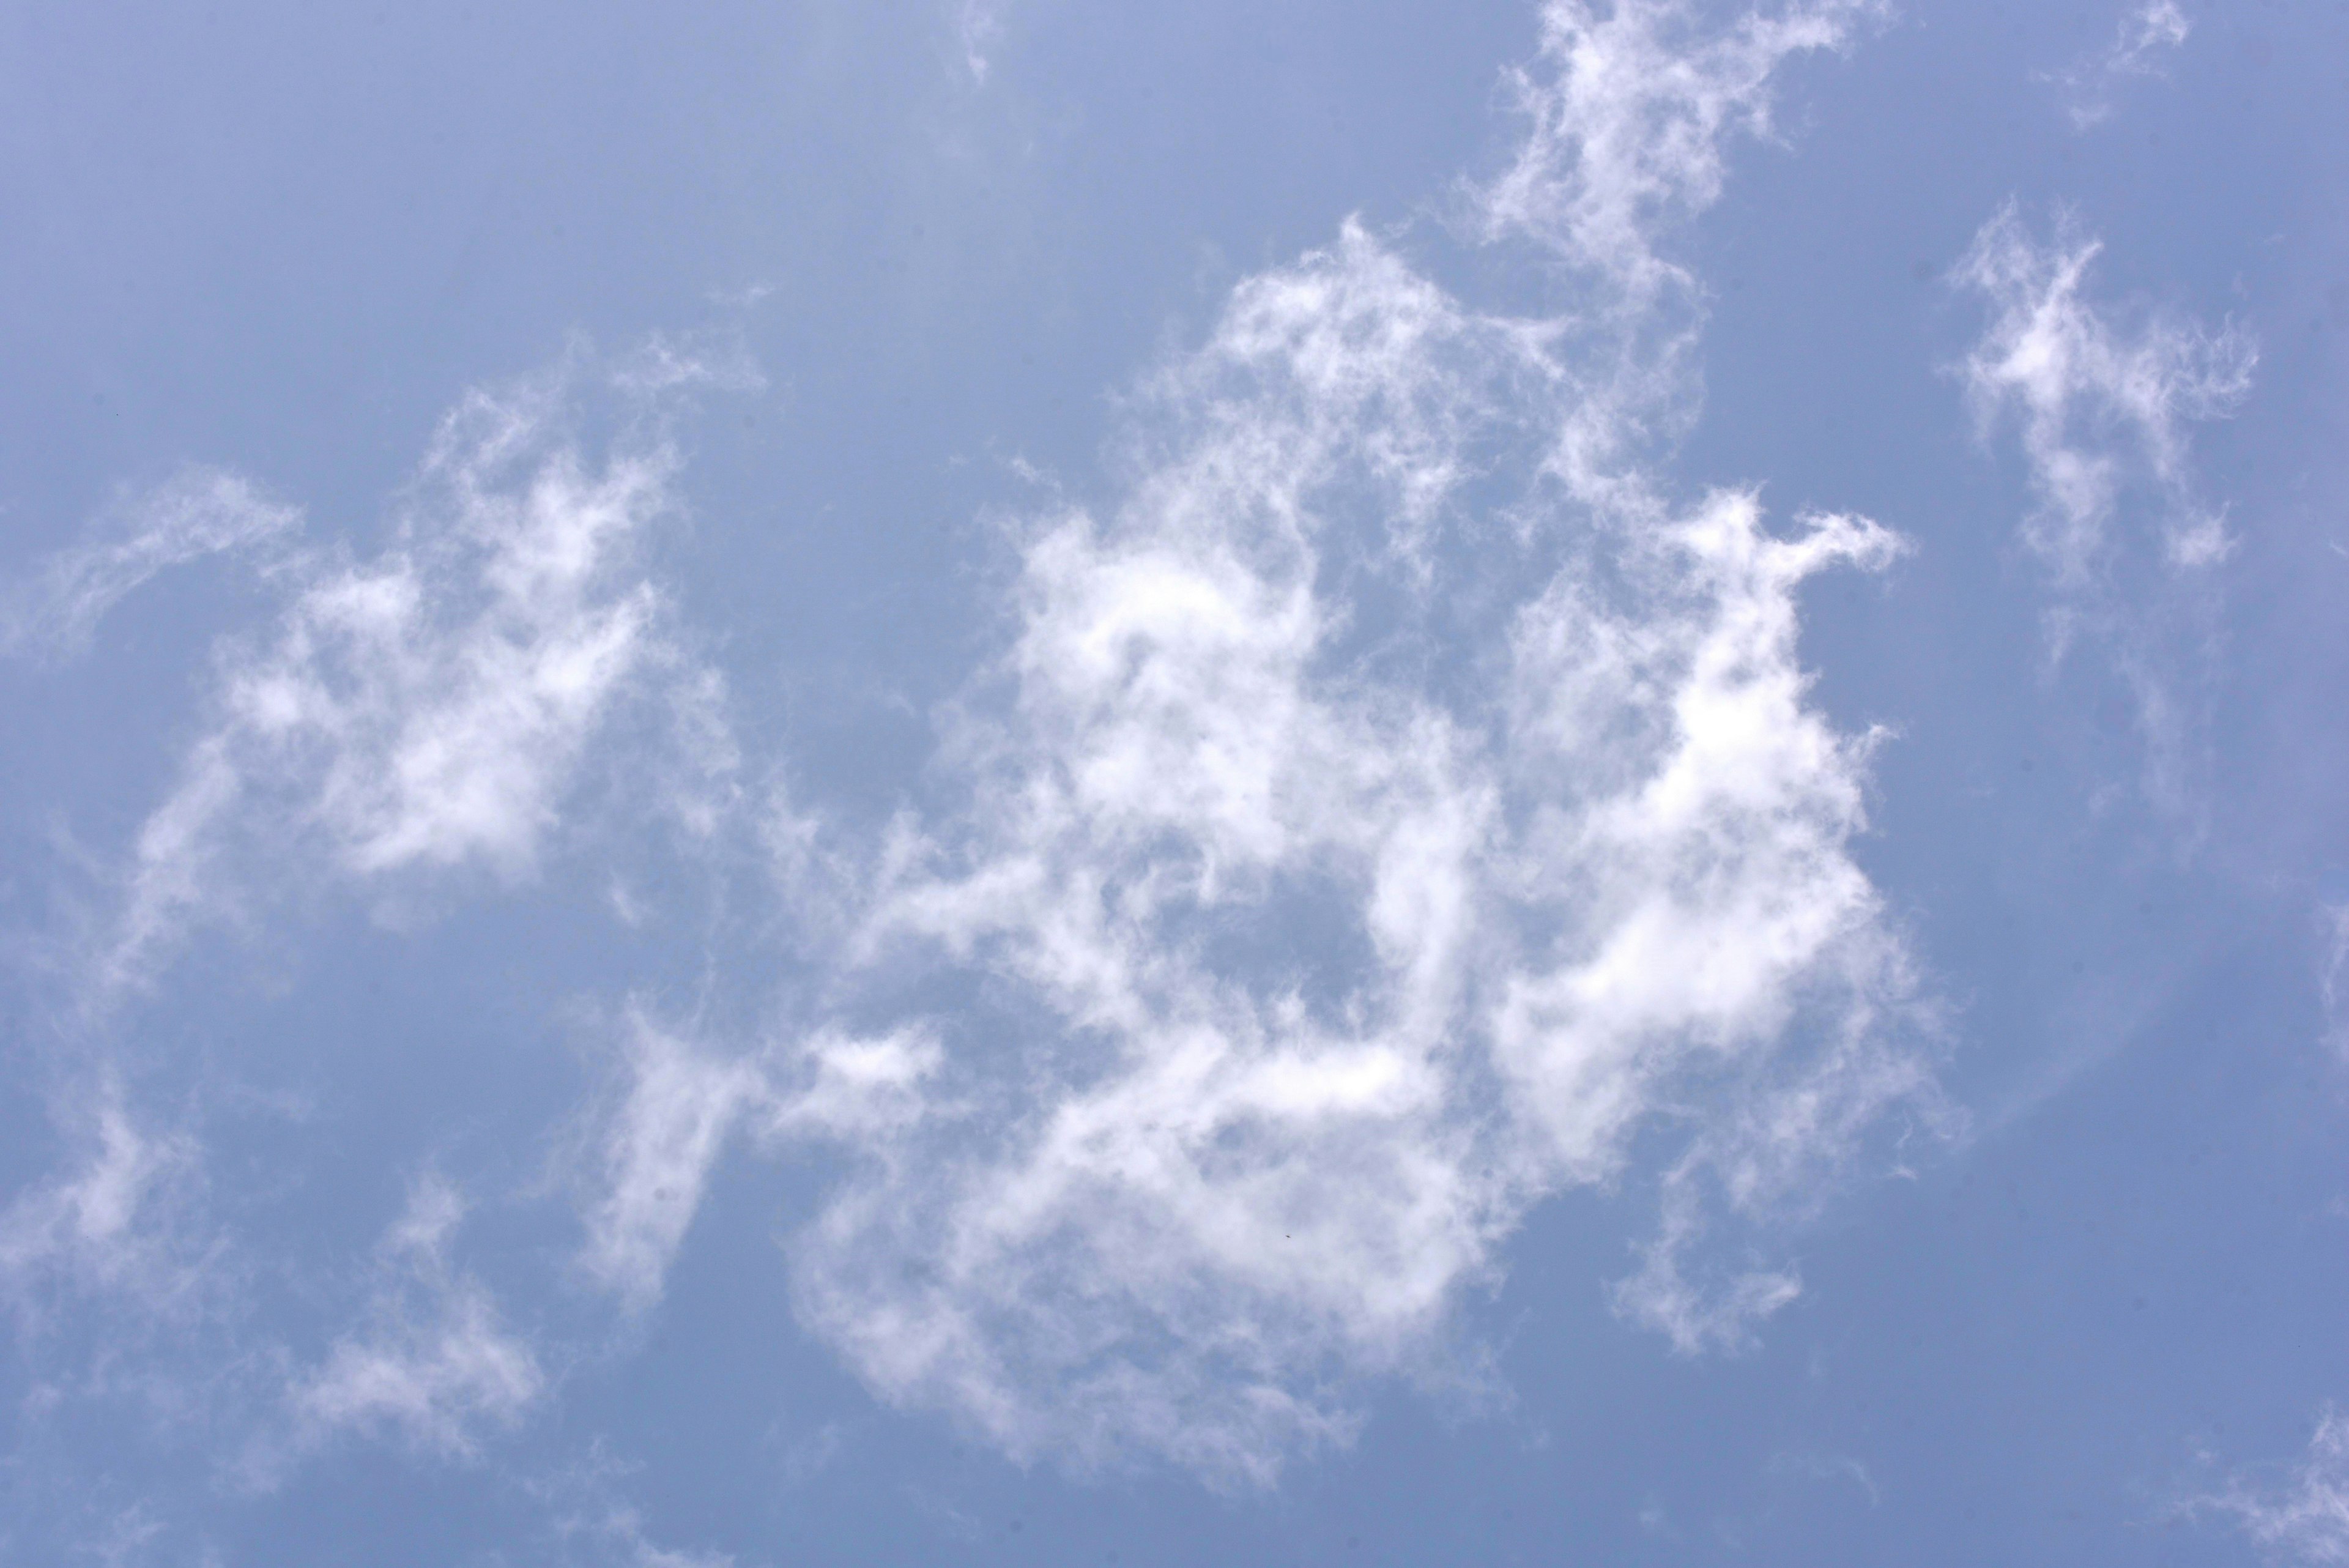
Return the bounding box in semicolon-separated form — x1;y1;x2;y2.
2206;1410;2349;1565
758;262;1927;1474
2052;2;2192;130
95;351;738;999
289;1176;543;1460
552;0;1942;1482
1956;201;2255;805
0;466;302;662
955;0;1006;86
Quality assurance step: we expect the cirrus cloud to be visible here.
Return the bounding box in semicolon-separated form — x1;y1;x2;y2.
567;0;1945;1485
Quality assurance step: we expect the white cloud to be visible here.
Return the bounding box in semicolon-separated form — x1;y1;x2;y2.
1955;202;2255;807
577;1017;768;1313
1483;0;1876;297
575;1014;942;1313
0;466;302;662
0;1079;215;1331
2203;1408;2349;1565
955;0;1006;86
94;350;739;1000
1476;0;1879;500
40;0;1937;1492
595;1513;736;1568
2051;2;2192;130
743;0;1942;1474
531;1446;740;1568
288;1175;543;1460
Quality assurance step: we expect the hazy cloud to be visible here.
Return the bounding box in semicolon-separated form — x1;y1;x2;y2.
2052;2;2192;130
577;1017;768;1313
1;466;302;662
289;1175;543;1460
2202;1408;2349;1565
532;1447;741;1568
955;0;1006;86
94;350;738;1000
1956;201;2255;807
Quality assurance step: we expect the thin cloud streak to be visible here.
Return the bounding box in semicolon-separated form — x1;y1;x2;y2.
0;467;302;663
2051;1;2192;130
577;1016;770;1314
1955;201;2255;812
286;1175;543;1462
1477;0;1882;503
0;1079;217;1333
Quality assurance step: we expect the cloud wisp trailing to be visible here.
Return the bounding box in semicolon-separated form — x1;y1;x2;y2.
86;343;747;1005
2198;1408;2349;1565
1955;201;2255;810
2323;905;2349;1062
0;1079;217;1336
954;0;1006;87
1479;0;1880;502
570;0;1943;1485
286;1175;543;1462
2049;1;2193;131
0;466;302;663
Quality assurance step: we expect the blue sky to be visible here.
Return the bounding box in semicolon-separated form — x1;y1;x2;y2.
2;1;2346;1563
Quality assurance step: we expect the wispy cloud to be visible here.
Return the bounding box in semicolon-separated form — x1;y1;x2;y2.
530;1445;741;1568
1955;201;2255;809
287;1175;543;1460
954;0;1006;86
1958;204;2252;584
1483;0;1878;299
1477;0;1881;500
0;466;301;663
577;1016;770;1313
2049;1;2192;130
670;0;1946;1482
575;1014;941;1313
0;1078;216;1332
2197;1408;2349;1564
91;344;744;1002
